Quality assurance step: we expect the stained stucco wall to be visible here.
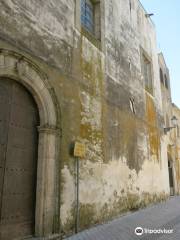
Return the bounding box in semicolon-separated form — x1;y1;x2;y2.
172;104;180;194
158;53;174;195
0;0;170;237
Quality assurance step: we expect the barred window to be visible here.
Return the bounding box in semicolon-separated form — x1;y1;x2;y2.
81;0;94;33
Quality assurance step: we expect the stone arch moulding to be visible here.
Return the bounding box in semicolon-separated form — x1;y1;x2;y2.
0;49;61;238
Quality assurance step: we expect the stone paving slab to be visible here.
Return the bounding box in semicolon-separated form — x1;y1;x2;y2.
64;196;180;240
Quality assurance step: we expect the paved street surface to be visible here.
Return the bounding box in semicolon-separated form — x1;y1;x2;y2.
65;196;180;240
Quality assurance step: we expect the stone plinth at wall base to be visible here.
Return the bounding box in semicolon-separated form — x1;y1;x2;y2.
30;234;61;240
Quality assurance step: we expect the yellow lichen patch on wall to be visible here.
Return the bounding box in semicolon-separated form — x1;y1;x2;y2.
79;37;105;163
175;146;180;193
146;93;161;160
80;37;104;97
119;111;137;151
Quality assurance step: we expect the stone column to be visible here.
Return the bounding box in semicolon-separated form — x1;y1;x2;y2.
35;125;60;237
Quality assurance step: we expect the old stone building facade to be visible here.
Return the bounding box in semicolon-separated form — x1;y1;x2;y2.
0;0;179;239
158;53;175;196
158;53;180;197
171;104;180;194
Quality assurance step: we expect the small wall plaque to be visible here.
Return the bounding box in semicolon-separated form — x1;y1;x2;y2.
74;142;86;158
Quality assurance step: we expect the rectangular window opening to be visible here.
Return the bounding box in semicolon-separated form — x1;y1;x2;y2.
81;0;95;34
142;54;153;94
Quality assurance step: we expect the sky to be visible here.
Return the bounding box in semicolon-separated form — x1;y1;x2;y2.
140;0;180;108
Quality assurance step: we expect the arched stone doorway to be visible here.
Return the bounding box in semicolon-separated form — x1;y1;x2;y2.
0;78;39;239
0;49;60;239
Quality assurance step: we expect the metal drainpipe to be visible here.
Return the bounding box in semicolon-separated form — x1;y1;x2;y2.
75;157;79;233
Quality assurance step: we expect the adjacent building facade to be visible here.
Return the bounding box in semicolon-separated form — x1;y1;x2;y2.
158;53;180;197
158;53;175;195
0;0;179;239
171;103;180;194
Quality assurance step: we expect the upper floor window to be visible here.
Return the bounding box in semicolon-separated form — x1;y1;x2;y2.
164;74;168;89
166;114;170;128
142;54;153;94
81;0;94;34
80;0;101;44
160;68;164;84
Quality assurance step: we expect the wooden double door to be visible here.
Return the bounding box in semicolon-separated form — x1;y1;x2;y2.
0;78;39;239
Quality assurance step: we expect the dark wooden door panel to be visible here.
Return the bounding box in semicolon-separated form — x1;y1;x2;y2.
10;103;38;128
0;78;39;240
0;80;12;224
0;221;34;240
5;147;36;172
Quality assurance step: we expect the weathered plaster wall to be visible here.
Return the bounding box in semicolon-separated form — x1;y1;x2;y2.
159;53;172;128
60;0;169;234
158;53;174;195
172;104;180;194
0;0;170;238
0;0;75;71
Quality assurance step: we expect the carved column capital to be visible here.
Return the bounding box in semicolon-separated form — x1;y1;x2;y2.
38;125;61;136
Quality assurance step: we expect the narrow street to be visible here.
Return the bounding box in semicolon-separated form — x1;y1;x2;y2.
65;196;180;240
